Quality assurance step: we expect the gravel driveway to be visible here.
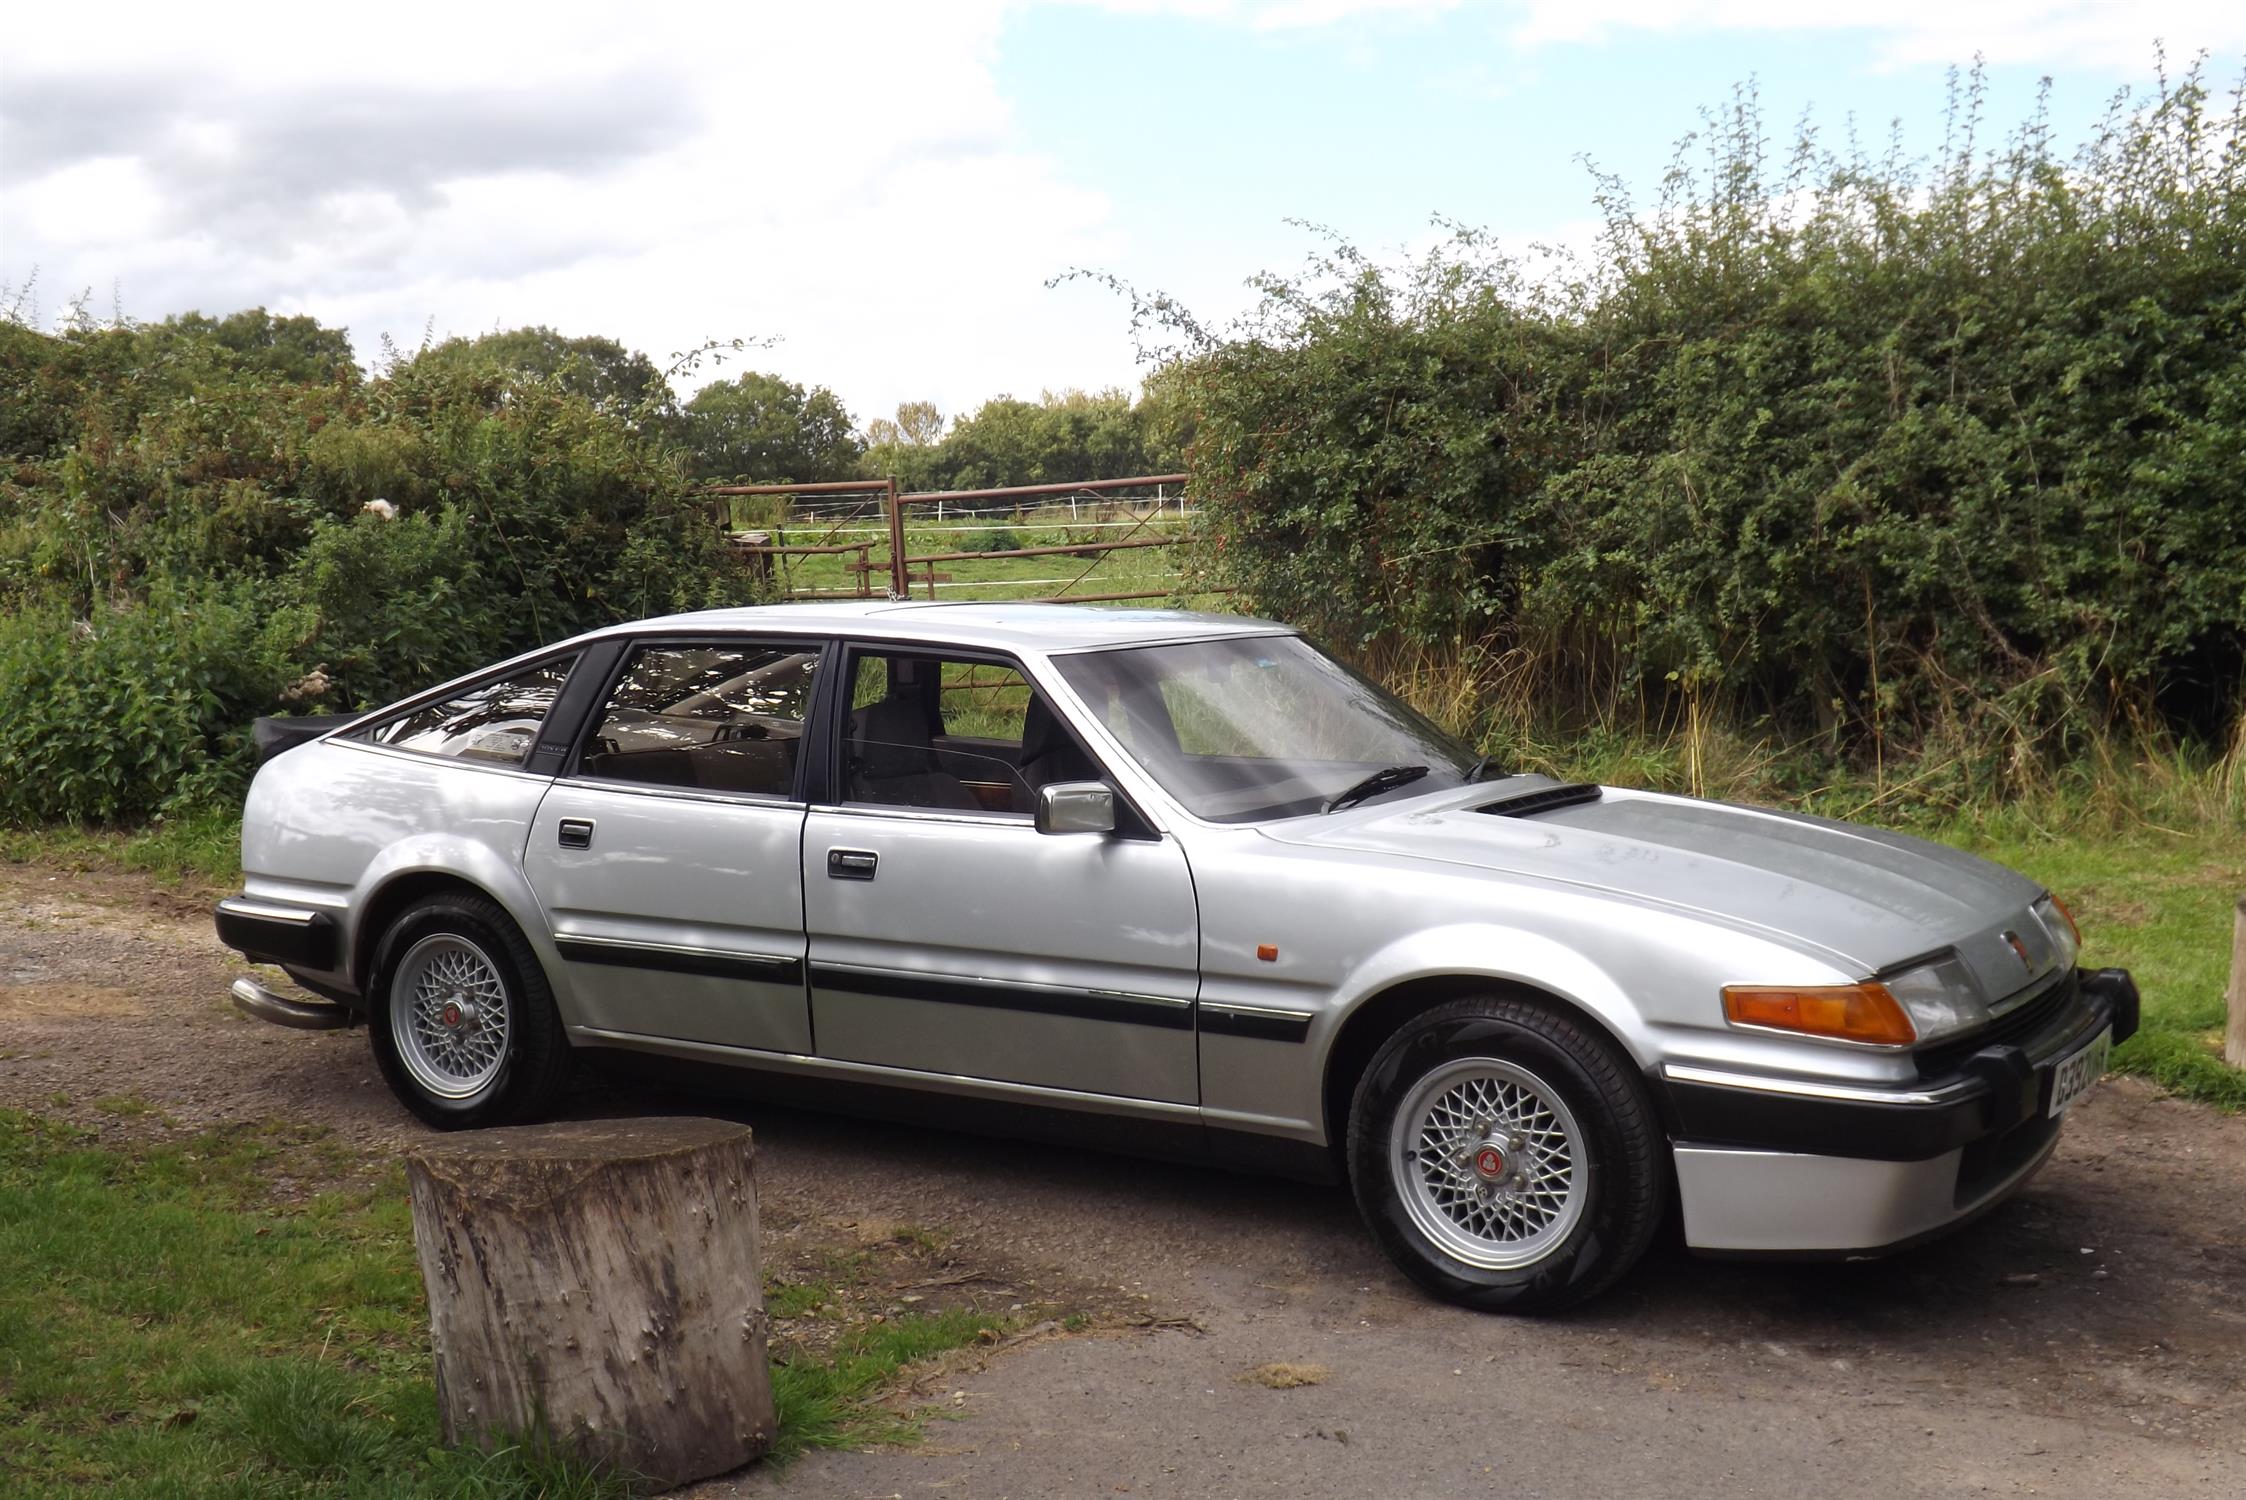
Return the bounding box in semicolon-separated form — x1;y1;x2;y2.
3;860;2242;1498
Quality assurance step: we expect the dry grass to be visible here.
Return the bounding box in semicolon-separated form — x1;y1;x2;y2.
1240;1362;1330;1389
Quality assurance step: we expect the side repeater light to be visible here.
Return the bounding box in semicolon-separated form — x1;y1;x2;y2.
1720;982;1918;1047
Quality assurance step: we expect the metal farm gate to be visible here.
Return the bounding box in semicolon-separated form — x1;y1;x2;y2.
703;473;1221;606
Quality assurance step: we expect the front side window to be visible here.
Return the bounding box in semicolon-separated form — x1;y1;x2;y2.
1053;635;1476;823
843;650;1100;814
579;642;819;796
357;655;578;766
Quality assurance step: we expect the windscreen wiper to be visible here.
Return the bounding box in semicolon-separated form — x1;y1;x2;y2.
1323;764;1430;813
1466;756;1505;782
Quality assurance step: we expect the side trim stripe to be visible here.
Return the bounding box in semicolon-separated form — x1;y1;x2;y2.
556;937;804;986
1198;1003;1315;1043
811;963;1195;1031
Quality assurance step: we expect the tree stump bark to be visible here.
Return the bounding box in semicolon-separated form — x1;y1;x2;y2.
2225;897;2246;1070
405;1117;775;1488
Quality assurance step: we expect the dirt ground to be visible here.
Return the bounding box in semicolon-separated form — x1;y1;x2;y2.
3;858;2243;1499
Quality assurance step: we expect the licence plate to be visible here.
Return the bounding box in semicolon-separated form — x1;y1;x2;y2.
2046;1027;2112;1118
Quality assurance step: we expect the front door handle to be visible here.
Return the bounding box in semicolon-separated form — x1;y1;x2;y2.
827;848;878;881
557;818;595;850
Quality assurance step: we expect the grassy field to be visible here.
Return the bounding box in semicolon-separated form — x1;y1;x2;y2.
0;1112;1013;1498
1952;820;2245;1109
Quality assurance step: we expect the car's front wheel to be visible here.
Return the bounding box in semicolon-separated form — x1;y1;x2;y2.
366;892;570;1129
1347;995;1662;1311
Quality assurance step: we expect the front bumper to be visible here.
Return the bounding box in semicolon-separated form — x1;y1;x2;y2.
1660;967;2137;1255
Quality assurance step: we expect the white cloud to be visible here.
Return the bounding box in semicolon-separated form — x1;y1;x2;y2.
1066;0;1459;28
3;0;2234;428
1509;1;2246;71
0;1;1125;420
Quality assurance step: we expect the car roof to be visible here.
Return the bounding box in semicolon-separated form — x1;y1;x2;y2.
605;600;1295;654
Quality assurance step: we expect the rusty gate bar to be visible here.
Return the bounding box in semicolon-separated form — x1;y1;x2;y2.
700;479;903;496
885;475;909;596
901;535;1176;567
893;474;1189;507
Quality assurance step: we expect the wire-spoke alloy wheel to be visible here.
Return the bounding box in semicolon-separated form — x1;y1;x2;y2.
390;933;511;1101
1390;1057;1589;1271
366;892;571;1129
1348;995;1663;1312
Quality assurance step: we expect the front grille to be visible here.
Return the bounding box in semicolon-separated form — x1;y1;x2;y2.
1912;968;2078;1081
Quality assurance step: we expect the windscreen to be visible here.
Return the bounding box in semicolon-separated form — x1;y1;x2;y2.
1053;634;1478;823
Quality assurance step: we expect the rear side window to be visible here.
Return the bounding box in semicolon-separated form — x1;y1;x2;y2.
579;642;819;797
357;656;578;766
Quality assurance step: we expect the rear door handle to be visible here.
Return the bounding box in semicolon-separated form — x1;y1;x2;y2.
557;818;595;850
827;848;878;881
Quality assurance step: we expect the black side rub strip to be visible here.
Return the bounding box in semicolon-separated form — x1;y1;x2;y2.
1198;1004;1314;1043
812;964;1194;1030
1476;782;1603;818
556;939;804;987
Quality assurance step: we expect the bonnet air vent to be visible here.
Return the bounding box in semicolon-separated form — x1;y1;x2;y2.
1475;782;1604;818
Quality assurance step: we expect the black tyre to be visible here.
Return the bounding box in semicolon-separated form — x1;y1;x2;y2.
1346;995;1662;1312
365;892;571;1129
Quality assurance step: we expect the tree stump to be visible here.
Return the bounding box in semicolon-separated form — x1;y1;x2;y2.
2225;896;2246;1070
405;1117;775;1488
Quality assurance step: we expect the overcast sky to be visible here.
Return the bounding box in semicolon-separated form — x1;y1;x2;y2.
3;2;2241;425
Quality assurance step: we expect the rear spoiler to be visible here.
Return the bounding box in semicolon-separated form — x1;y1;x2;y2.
251;714;359;764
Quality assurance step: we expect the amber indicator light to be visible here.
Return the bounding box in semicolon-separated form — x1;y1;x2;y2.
1721;982;1917;1046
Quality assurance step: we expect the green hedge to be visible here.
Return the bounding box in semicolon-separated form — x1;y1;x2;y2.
1166;65;2246;764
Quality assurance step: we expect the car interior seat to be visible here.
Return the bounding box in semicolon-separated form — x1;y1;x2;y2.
848;666;979;809
1012;694;1101;812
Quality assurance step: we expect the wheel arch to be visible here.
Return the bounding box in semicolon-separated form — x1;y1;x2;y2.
353;871;501;988
349;853;560;1009
1318;970;1647;1168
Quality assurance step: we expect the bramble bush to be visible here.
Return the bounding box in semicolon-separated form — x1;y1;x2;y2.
1138;60;2246;791
0;317;758;822
0;580;314;823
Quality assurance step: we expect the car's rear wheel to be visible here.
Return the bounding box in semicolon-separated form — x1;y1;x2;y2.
1347;995;1661;1311
367;892;570;1129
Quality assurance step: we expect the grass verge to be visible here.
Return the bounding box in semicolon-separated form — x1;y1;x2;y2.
1944;817;2246;1110
0;803;242;892
0;1112;1005;1497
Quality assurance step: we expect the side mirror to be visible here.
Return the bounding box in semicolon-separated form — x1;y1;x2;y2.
1035;781;1115;835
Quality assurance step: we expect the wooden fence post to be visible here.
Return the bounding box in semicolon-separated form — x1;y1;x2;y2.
2226;896;2246;1070
406;1118;774;1488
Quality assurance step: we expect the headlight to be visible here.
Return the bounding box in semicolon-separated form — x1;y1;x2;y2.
1722;955;1988;1047
2033;895;2081;970
1878;955;1988;1043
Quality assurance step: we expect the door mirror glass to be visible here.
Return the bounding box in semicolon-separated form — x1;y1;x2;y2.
1035;781;1115;835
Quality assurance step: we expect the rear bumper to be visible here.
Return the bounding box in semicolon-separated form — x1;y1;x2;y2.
1660;967;2136;1255
214;896;339;971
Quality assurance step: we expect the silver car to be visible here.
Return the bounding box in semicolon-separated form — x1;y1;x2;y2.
218;602;2137;1310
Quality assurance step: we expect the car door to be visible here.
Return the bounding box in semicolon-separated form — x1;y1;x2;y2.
522;637;822;1053
801;644;1200;1104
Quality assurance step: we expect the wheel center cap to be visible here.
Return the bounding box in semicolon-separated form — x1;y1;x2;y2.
1473;1144;1508;1181
440;999;467;1030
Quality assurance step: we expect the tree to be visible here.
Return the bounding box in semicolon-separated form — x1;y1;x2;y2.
863;399;947;488
161;309;360;385
411;326;670;413
678;371;863;483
